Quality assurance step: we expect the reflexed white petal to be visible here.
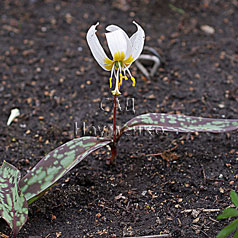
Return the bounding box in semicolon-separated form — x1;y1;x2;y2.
105;29;128;59
106;25;132;59
86;22;110;71
106;25;121;32
130;21;145;62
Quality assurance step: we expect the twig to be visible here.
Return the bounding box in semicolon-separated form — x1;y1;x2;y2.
135;60;150;79
200;230;209;237
136;54;161;78
181;208;220;213
202;209;220;212
136;46;162;79
209;216;219;223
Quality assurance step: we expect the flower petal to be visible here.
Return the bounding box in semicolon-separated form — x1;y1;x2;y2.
105;25;121;32
130;21;145;62
86;22;110;71
106;25;132;60
106;29;130;60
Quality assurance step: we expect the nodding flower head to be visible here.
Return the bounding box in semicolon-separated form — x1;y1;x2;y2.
86;21;145;95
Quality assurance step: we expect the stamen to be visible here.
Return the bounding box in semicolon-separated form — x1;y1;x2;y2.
125;68;136;87
108;51;136;95
118;63;123;88
109;77;112;88
119;73;123;86
125;67;132;77
122;70;128;80
111;68;121;95
109;64;115;88
131;76;136;87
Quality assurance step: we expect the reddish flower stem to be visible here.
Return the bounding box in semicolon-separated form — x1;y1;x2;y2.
113;94;117;143
109;94;117;163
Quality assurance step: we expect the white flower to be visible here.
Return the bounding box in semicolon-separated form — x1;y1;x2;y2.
86;21;145;95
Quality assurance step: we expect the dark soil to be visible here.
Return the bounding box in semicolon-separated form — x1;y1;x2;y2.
1;0;238;237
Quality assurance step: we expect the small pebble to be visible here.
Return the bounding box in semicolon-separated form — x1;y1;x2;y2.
201;25;215;34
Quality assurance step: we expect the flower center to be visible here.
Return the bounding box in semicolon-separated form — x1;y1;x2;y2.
114;61;122;69
104;51;135;95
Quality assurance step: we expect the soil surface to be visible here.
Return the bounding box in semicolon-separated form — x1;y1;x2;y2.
1;0;238;237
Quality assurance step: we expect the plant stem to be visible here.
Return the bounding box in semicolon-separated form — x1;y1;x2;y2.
109;94;117;163
113;94;117;143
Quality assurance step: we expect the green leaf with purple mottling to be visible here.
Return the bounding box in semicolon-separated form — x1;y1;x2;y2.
0;161;28;237
19;137;111;204
120;113;238;136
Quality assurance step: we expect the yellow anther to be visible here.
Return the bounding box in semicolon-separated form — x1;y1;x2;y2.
119;74;123;86
104;52;136;94
131;76;136;87
109;77;112;88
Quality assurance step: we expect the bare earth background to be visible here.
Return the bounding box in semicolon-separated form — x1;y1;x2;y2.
1;0;238;237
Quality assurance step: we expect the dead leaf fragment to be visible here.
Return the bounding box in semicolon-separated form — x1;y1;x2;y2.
192;217;200;223
7;108;20;126
115;193;126;200
0;234;9;238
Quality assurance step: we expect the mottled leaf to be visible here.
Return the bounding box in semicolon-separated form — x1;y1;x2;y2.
120;113;238;136
217;218;238;238
0;161;28;237
19;137;111;204
231;191;238;208
217;208;238;220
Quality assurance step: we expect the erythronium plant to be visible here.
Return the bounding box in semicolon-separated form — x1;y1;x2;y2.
0;161;28;238
86;21;145;162
1;22;238;236
0;137;111;236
